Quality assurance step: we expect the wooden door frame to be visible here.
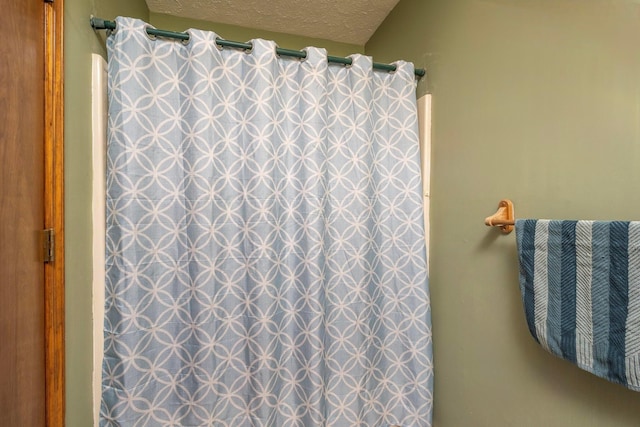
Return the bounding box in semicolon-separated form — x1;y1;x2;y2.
44;0;65;425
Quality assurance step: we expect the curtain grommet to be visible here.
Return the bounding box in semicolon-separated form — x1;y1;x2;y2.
299;49;308;63
215;37;224;51
181;30;192;46
143;25;157;41
106;21;117;37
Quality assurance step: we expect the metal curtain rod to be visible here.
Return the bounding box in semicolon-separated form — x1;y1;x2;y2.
90;18;426;78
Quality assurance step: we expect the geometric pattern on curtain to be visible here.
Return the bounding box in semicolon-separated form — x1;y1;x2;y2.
102;17;432;427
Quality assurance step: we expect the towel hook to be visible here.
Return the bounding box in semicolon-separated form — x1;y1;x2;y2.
484;199;515;234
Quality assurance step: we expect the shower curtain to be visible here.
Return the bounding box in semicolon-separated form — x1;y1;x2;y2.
102;17;432;427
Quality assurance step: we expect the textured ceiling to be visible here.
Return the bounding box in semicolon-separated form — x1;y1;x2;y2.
144;0;401;45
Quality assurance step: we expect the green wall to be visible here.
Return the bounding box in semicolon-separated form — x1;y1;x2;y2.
64;1;149;425
366;0;640;426
68;0;640;425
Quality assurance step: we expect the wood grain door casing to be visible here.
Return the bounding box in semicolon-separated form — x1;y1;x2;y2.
0;0;65;425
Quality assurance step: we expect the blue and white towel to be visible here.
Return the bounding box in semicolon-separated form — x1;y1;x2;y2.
516;219;640;391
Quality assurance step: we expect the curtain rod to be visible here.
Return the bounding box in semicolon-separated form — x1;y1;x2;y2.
90;18;425;78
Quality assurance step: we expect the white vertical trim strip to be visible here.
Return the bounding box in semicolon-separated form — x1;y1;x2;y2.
533;220;550;351
417;94;431;268
575;221;593;369
91;53;108;427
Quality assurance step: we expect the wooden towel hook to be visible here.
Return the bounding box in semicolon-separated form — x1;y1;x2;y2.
484;199;515;234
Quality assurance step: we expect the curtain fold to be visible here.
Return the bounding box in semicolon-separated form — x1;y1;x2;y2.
102;16;432;427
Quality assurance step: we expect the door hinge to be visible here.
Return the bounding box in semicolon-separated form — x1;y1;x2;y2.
42;228;55;263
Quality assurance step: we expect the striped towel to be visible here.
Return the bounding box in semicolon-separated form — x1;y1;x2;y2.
516;219;640;391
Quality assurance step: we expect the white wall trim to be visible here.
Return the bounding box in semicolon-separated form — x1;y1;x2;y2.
418;94;432;265
91;53;108;427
